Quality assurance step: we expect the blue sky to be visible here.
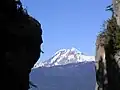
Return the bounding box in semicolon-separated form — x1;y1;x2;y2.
21;0;112;61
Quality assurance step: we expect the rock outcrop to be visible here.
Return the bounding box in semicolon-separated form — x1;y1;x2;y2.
95;34;108;90
95;15;120;90
2;0;43;90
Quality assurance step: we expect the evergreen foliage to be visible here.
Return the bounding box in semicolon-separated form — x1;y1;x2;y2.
98;16;120;53
96;6;120;90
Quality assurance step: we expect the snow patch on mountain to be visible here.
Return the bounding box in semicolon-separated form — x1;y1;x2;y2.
33;47;95;68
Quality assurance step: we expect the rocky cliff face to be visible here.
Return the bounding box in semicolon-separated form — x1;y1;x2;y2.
95;16;120;90
95;34;108;90
3;1;43;90
114;51;120;68
112;0;120;25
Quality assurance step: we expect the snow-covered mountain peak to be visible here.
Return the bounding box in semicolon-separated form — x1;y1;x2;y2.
54;49;66;55
71;47;82;54
55;47;83;55
33;48;95;68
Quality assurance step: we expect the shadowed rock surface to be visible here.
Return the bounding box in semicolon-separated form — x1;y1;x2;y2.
95;15;120;90
2;0;43;90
